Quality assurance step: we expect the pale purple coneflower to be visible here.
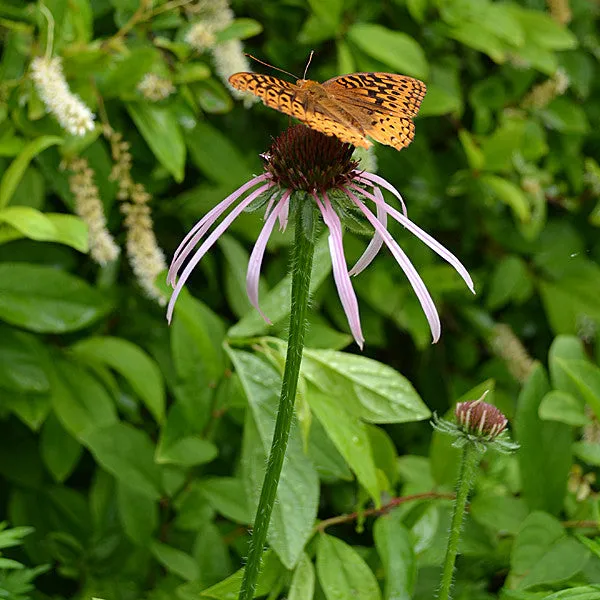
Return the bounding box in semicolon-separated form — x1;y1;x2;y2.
167;125;475;348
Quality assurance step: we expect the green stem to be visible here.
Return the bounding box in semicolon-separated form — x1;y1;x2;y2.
238;206;316;600
438;442;482;600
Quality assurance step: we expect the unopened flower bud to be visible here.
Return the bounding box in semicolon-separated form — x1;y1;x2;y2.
455;392;508;441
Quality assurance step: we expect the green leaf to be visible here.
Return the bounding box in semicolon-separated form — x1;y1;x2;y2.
117;480;158;545
193;521;233;589
0;136;63;209
184;121;251;185
509;512;589;590
480;175;530;223
228;234;332;338
508;6;578;50
543;587;600;600
308;389;380;505
0;325;50;394
515;364;572;515
307;417;353;482
0;209;88;251
194;79;234;114
347;24;428;79
156;406;218;467
373;511;416;600
51;358;117;440
288;553;315;600
541;98;589;134
100;47;160;98
197;477;250;524
552;359;600;422
307;0;343;30
126;102;185;182
486;255;533;310
538;390;588;426
190;550;284;599
458;129;485;171
572;441;600;466
219;234;257;318
69;336;165;423
0;263;112;333
231;349;319;569
215;18;263;42
317;534;382;600
40;414;82;483
82;422;163;500
445;22;506;63
151;541;199;581
470;496;529;536
302;349;430;423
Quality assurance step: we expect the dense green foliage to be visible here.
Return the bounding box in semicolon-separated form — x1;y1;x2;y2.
1;0;600;599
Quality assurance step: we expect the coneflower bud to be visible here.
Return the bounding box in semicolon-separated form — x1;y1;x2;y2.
432;391;518;453
455;392;508;441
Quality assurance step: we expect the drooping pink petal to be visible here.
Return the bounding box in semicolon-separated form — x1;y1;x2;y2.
246;192;291;323
167;182;273;323
278;194;290;231
348;185;387;276
168;174;273;286
352;171;408;216
314;191;365;349
344;186;442;343
359;187;475;294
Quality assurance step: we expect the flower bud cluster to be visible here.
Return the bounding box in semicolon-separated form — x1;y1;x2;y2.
30;56;95;136
66;157;120;265
105;127;167;304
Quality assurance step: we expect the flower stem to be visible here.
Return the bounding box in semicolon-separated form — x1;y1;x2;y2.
238;205;316;600
438;442;482;600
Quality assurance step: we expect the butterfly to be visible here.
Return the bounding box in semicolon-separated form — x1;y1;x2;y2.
228;70;426;151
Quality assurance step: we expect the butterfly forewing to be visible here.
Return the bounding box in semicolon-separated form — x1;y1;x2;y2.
228;70;426;151
228;72;306;119
323;73;426;118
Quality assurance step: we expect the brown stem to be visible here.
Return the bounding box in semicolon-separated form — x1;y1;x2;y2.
314;491;454;532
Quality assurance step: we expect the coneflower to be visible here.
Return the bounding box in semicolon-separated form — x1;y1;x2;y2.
167;124;474;347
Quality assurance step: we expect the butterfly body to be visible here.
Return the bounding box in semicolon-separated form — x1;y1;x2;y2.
229;71;426;151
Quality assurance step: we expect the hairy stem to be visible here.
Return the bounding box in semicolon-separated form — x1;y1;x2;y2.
238;206;316;600
438;442;481;600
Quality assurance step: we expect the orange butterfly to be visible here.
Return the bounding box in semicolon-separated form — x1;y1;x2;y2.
228;67;426;151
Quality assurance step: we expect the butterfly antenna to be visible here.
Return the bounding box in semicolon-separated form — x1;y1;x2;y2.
244;54;298;79
302;50;314;80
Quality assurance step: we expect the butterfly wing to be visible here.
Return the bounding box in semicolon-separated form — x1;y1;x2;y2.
229;72;371;148
228;72;306;119
323;73;426;117
301;101;372;148
323;73;425;150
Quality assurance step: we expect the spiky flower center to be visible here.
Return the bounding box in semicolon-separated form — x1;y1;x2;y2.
263;125;359;193
455;399;508;440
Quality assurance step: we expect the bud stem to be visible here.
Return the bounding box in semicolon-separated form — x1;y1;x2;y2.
438;442;483;600
238;204;316;600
